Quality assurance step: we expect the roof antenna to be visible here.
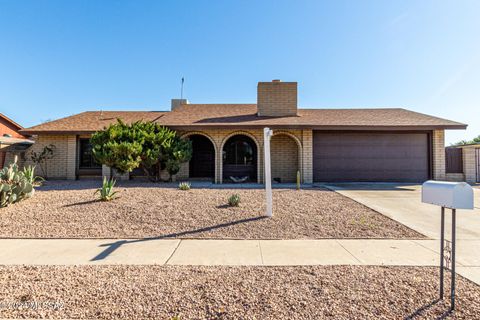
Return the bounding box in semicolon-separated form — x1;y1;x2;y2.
181;77;184;99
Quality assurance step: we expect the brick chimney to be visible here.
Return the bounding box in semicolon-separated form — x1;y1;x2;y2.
171;99;189;111
257;80;297;117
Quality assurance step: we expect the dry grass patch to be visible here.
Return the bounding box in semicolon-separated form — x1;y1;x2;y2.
0;265;478;319
0;181;423;239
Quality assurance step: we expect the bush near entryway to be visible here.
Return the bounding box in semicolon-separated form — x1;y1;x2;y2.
90;120;192;181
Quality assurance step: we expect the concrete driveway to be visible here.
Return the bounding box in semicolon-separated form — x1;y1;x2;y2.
325;183;480;240
325;183;480;284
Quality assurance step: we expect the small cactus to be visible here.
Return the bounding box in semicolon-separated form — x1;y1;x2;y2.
22;165;44;186
95;177;118;201
296;170;301;190
0;157;36;208
178;182;191;191
228;194;241;207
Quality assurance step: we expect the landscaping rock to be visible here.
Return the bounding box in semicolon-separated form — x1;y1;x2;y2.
0;181;422;239
0;265;478;319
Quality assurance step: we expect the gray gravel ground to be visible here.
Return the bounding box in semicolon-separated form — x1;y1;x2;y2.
0;180;422;239
0;265;478;319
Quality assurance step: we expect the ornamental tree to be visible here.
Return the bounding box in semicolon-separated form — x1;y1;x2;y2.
90;120;191;181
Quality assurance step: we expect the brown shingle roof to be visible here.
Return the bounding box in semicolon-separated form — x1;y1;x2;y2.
21;105;466;134
21;111;166;134
158;104;467;130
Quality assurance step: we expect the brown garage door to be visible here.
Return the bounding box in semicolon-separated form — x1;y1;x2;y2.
313;132;430;182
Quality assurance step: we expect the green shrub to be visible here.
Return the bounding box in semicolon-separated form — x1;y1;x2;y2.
178;182;191;191
228;194;241;207
95;177;118;201
0;157;35;208
163;136;193;181
90;120;192;182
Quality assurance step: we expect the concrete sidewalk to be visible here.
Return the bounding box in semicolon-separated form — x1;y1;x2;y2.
1;238;479;285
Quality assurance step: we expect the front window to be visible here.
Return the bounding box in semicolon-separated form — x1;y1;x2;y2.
223;136;255;165
79;139;101;168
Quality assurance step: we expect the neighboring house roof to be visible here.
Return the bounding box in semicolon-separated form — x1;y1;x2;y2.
0;136;34;152
0;136;34;145
21;111;166;135
0;113;23;130
21;105;466;134
0;113;26;139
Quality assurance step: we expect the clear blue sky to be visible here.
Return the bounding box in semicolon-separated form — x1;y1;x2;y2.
0;0;478;144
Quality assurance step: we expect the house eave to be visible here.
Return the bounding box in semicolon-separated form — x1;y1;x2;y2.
166;124;468;131
19;130;97;136
20;123;467;135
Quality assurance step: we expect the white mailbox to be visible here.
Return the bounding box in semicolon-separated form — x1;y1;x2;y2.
422;180;474;210
421;180;474;311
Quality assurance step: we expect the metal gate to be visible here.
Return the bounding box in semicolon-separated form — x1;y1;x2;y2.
446;148;463;173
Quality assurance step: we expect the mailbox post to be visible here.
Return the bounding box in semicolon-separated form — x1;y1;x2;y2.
422;181;474;311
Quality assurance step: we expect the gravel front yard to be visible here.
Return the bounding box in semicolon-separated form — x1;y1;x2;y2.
0;265;478;319
0;181;422;239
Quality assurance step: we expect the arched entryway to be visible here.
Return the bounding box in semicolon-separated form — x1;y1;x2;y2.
188;134;215;180
271;133;301;183
222;134;257;183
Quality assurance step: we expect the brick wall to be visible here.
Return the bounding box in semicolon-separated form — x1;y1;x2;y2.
3;150;26;169
257;81;297;117
463;147;478;183
445;173;465;182
178;128;310;184
23;135;77;180
432;130;446;180
177;129;264;183
301;130;313;183
271;134;299;183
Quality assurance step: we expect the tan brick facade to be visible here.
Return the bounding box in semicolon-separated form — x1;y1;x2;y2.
257;81;297;117
177;129;312;184
301;130;313;183
177;129;264;183
270;133;299;183
22;135;76;180
432;129;446;180
445;173;465;182
3;151;26;169
24;128;451;184
462;146;478;183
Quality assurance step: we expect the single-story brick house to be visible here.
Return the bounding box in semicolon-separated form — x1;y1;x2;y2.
20;80;467;183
